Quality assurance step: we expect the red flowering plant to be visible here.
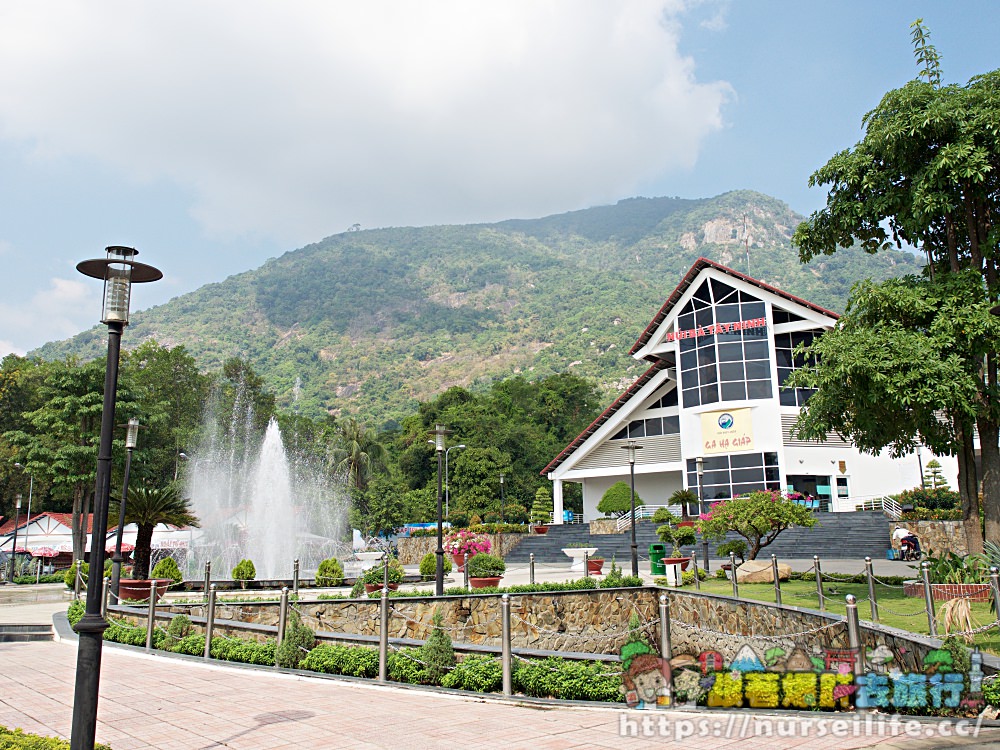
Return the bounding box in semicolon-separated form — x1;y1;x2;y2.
442;529;492;557
695;490;816;560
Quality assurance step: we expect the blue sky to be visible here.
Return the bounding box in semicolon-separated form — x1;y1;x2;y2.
0;1;996;357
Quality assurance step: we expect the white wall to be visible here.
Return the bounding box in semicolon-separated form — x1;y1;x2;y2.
582;470;684;521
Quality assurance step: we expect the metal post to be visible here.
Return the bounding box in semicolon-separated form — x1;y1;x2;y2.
293;559;300;596
529;553;535;585
203;585;216;659
771;554;782;606
729;552;738;599
845;594;865;675
378;587;389;682
203;561;211;603
8;494;21;581
277;587;289;647
691;550;700;590
658;594;672;661
921;561;936;636
990;568;1000;621
101;577;109;620
111;422;138;605
621;441;642;577
865;557;878;622
814;555;825;611
501;594;512;697
701;538;710;573
463;556;469;590
145;580;157;651
74;560;82;600
583;550;590;579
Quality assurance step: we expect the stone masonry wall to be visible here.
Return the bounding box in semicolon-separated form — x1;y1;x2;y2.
889;520;969;556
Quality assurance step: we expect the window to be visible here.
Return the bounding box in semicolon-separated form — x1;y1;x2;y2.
775;330;821;406
610;414;681;441
676;279;773;407
686;452;780;500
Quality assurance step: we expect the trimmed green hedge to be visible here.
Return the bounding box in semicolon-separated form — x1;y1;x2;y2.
0;726;112;750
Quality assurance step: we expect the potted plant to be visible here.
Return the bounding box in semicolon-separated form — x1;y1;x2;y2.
110;484;199;603
656;524;697;570
587;556;605;575
531;487;552;533
362;556;404;593
466;553;505;588
443;529;491;572
232;558;257;590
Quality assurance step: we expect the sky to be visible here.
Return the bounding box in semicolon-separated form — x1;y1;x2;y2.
0;1;997;357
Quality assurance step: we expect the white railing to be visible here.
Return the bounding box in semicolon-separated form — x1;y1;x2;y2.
551;512;583;525
615;504;682;531
853;495;902;520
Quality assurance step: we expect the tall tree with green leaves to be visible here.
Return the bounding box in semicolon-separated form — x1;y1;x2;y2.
332;417;388;493
791;20;1000;545
112;484;199;580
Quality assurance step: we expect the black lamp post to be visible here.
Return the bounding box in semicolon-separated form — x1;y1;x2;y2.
110;417;141;601
444;444;465;518
696;456;705;515
13;464;33;564
429;424;451;596
499;473;505;523
7;494;22;581
71;246;161;750
620;440;642;577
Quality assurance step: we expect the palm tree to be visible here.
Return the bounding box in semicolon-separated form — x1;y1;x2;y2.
112;485;199;579
331;418;388;493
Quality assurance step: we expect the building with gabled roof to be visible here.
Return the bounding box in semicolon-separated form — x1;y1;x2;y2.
542;258;956;523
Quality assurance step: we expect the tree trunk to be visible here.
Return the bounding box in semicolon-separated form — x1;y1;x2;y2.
978;416;1000;545
957;424;984;554
134;523;154;580
71;483;84;564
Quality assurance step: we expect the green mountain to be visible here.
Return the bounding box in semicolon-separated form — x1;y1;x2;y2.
34;190;922;426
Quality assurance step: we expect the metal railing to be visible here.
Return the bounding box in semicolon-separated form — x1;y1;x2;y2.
854;495;902;520
614;504;681;531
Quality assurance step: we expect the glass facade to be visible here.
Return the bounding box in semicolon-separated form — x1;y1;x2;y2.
775;330;821;406
687;453;781;500
677;279;772;408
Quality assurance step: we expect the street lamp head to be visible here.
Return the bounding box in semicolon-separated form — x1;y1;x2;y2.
125;417;140;449
76;246;162;325
178;452;189;460
15;493;22;509
500;473;504;484
696;456;704;476
428;424;451;452
621;439;642;463
13;462;24;470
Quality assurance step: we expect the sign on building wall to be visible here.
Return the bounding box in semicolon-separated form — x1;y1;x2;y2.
701;408;754;454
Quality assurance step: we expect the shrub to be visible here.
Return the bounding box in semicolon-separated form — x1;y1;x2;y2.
0;726;112;750
301;643;378;677
513;657;622;701
419;552;452;580
231;559;256;586
210;636;276;665
349;579;366;598
531;487;553;525
651;507;676;524
502;503;529;524
441;655;503;692
681;568;708;585
716;540;748;563
891;486;961;511
172;633;206;656
656;524;697;556
151;557;183;586
469;523;527;534
14;573;64;585
467;553;505;578
276;612;316;669
901;507;963;521
63;560;111;589
67;600;84;626
599;560;644;588
597;481;643;516
420;609;456;684
697;490;817;560
315;558;345;587
483;512;502;524
387;648;425;684
447;511;469;528
362;557;404;585
166;614;193;640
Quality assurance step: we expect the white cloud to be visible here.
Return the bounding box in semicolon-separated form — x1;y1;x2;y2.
0;277;95;356
0;1;731;246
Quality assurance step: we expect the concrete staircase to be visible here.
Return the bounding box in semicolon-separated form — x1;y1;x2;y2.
504;511;891;564
0;623;53;642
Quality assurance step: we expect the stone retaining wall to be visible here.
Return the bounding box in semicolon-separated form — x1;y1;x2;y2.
889;520;969;556
396;533;524;564
589;519;622;535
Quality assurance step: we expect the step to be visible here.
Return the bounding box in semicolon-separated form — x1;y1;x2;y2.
0;623;54;642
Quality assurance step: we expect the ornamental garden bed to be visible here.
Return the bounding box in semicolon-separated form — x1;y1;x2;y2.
903;581;992;602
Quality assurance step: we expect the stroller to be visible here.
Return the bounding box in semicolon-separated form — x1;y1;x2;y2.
899;533;922;561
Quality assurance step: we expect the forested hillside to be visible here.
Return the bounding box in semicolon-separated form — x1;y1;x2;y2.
34;190;922;426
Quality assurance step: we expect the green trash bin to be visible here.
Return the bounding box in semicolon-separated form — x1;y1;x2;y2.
649;543;668;575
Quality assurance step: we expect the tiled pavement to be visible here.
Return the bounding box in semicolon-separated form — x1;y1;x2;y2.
2;582;1000;749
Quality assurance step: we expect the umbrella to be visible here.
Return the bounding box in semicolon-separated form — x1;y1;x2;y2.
31;547;59;558
105;542;135;553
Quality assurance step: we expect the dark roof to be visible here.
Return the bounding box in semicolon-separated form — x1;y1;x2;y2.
540;360;669;476
629;257;839;358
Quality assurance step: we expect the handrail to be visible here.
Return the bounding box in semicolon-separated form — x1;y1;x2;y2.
853;496;902;520
615;504;681;531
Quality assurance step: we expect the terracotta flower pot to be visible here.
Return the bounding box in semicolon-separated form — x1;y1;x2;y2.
661;557;692;571
469;576;503;589
534;525;549;535
587;559;605;574
452;553;468;572
364;582;399;594
117;579;171;604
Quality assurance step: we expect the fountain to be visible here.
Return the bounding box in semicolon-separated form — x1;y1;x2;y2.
185;406;351;581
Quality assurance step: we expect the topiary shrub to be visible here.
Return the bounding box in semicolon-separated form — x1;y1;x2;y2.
166;614;192;640
276;611;316;669
467;553;505;578
419;608;456;684
232;559;256;588
63;560;111;589
315;557;345;587
151;557;183;586
597;481;643;516
503;503;529;524
419;552;452;581
531;487;553;525
349;579;366;598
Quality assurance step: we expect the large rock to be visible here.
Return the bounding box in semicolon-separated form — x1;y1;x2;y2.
736;559;791;584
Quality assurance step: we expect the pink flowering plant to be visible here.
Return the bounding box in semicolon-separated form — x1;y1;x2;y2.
443;529;492;557
695;490;816;560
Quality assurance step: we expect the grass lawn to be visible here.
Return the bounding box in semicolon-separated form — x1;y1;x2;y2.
685;576;1000;655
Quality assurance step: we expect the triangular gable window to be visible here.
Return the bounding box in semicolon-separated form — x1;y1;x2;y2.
772;307;806;324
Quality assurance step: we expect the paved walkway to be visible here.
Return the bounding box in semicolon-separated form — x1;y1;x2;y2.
1;577;998;750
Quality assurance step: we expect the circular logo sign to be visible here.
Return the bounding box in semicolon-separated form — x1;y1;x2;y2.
717;413;734;430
